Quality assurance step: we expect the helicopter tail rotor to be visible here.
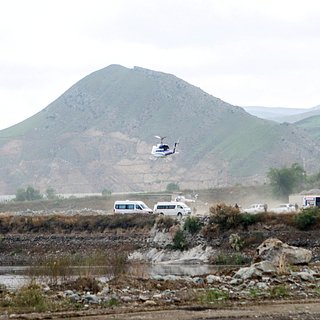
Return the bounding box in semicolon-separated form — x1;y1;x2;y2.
173;138;180;154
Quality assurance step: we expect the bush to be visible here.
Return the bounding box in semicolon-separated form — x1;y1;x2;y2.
156;216;177;231
199;289;230;304
269;285;289;298
295;207;320;230
172;230;189;251
15;186;43;201
166;182;180;192
229;233;243;251
240;213;259;227
209;203;241;231
183;216;202;235
101;188;112;196
14;282;48;312
214;252;250;265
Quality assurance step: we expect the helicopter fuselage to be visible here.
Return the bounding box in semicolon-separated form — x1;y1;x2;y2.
151;144;175;157
151;138;178;159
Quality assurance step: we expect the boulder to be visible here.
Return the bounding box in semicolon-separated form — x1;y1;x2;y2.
254;238;312;266
129;245;215;264
233;265;262;280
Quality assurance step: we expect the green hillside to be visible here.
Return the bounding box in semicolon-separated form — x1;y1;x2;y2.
1;65;320;193
295;115;320;139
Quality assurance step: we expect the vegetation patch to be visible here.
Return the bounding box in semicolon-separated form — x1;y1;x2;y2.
155;216;177;231
170;229;189;251
199;289;230;304
0;214;156;234
208;203;241;231
183;216;202;235
28;249;128;287
295;207;320;230
213;252;250;265
269;285;289;298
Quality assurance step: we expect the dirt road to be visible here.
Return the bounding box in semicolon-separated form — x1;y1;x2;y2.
50;300;320;320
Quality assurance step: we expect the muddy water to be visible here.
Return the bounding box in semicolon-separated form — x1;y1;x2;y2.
0;264;220;290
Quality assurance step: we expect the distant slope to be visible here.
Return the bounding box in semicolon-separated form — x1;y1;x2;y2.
295;115;320;139
1;65;320;194
276;106;320;123
244;105;320;123
243;106;307;122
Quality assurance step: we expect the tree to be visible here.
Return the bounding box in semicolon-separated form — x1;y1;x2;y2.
45;187;57;200
166;182;180;192
102;188;112;196
267;163;305;198
15;186;43;201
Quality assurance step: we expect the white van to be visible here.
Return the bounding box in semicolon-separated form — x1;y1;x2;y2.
113;200;153;214
153;201;191;217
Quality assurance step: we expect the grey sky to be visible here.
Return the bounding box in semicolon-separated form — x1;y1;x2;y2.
1;0;320;129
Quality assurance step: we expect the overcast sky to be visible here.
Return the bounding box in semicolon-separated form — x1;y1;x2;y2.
1;0;320;130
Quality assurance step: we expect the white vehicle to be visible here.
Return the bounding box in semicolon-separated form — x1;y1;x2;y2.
243;203;266;214
113;200;153;214
270;203;296;213
303;196;320;208
153;201;191;217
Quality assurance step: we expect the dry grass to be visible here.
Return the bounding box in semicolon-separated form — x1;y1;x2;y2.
28;248;129;286
0;214;156;234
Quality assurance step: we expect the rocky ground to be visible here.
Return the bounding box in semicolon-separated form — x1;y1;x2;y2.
2;195;320;319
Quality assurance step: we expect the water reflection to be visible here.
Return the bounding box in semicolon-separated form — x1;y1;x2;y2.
0;263;219;290
150;263;216;277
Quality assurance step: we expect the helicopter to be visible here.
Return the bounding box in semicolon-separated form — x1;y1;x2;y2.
151;136;179;158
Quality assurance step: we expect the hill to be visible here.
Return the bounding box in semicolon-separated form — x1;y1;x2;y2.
1;65;320;194
295;115;320;139
244;105;320;123
243;106;307;121
279;106;320;123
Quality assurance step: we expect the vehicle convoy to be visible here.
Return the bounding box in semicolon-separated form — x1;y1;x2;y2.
242;203;266;214
153;201;191;217
270;203;296;213
113;200;153;214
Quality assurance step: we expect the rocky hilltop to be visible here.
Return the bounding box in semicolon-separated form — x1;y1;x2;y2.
1;65;320;194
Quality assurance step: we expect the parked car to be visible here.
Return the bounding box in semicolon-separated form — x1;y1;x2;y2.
270;203;296;213
242;203;266;214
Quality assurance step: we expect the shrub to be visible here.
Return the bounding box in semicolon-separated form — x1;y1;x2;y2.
166;182;180;192
249;288;262;298
13;282;48;312
240;213;259;227
101;188;112;196
214;252;250;265
68;277;102;294
229;233;243;251
243;232;265;247
183;216;202;235
295;207;320;230
269;285;289;298
209;203;241;231
156;216;177;231
199;289;230;304
15;186;43;201
172;230;189;251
